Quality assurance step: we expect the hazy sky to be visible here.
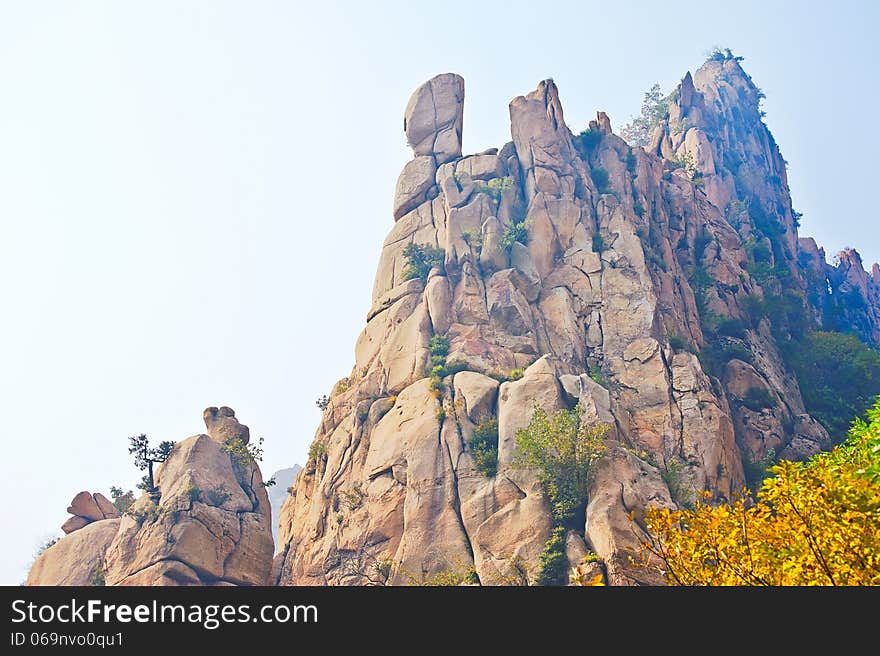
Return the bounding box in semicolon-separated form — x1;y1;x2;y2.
1;1;877;584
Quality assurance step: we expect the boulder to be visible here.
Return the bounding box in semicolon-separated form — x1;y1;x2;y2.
61;515;91;534
67;491;104;522
203;406;250;445
509;243;540;302
425;273;453;335
94;493;120;519
98;408;272;586
456;153;503;181
103;432;273;586
453;371;499;424
559;373;613;424
404;73;464;164
478;217;508;274
487;269;534;337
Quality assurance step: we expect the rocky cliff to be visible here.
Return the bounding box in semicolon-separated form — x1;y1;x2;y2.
27;408;274;586
274;56;880;586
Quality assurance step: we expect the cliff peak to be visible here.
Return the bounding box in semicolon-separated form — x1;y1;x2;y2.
275;55;880;585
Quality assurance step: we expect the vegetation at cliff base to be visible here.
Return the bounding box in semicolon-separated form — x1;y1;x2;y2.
641;398;880;585
514;404;608;585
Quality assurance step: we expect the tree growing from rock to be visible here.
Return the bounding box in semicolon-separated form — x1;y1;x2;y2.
513;404;609;584
128;434;175;498
401;242;445;282
109;486;136;514
620;83;668;147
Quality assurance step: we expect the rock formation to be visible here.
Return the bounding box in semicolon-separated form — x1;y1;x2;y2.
61;491;119;534
275;56;880;586
27;408;273;586
204;406;251;445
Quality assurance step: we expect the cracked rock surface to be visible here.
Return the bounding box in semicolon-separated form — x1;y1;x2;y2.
275;60;879;585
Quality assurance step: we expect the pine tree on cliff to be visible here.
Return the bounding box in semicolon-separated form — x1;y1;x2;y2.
128;434;175;499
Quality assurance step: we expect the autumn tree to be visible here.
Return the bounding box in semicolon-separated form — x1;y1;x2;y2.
640;399;880;585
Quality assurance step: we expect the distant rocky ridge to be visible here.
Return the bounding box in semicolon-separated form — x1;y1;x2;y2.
268;466;301;548
27;408;273;586
274;57;880;585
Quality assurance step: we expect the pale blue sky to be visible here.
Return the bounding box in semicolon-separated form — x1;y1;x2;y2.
1;1;876;584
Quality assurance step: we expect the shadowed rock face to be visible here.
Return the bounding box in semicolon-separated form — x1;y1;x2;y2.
27;408;273;586
275;61;879;586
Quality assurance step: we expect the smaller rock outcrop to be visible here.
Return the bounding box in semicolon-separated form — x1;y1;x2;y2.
27;407;273;586
61;491;119;534
103;415;272;585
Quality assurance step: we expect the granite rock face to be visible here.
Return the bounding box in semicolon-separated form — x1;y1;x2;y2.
276;56;880;585
28;519;122;586
275;55;874;587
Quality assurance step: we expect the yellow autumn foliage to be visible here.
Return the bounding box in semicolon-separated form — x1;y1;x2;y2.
569;564;605;586
641;399;880;585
